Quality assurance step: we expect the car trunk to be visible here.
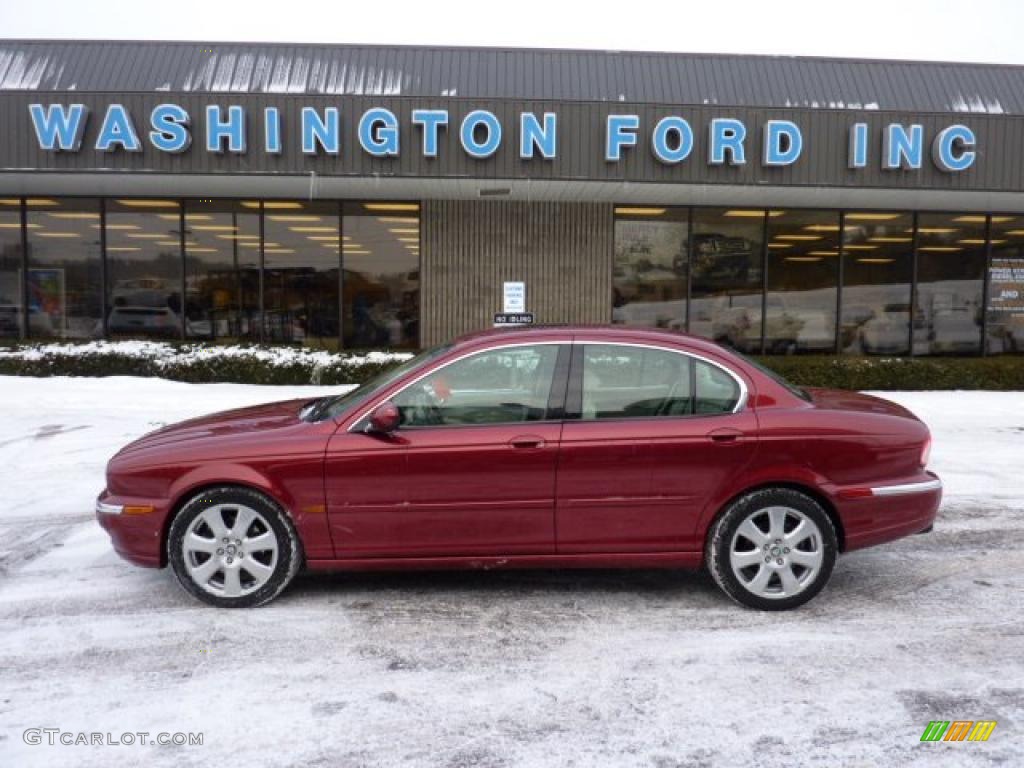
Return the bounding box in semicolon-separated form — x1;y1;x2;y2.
802;388;920;421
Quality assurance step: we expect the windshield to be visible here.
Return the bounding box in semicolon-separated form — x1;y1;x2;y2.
306;343;454;422
729;348;812;402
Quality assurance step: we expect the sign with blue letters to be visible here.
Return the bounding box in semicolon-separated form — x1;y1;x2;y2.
26;102;978;173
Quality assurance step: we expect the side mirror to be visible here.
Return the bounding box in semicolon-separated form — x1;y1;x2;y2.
367;401;400;434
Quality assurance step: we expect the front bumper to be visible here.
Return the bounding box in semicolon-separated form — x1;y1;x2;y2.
95;491;169;568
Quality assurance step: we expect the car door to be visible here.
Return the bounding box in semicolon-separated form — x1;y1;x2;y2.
556;342;758;554
325;342;570;558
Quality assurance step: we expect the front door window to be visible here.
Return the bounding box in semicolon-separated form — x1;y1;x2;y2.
393;344;560;427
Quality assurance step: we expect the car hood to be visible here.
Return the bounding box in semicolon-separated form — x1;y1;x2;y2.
804;388;919;420
116;398;317;457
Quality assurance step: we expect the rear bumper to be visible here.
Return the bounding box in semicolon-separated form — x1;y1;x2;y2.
836;472;942;552
95;491;169;568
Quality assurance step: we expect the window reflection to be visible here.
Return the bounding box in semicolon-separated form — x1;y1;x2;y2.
987;216;1024;354
184;201;260;341
612;207;688;330
0;199;25;338
690;208;764;353
841;212;914;355
2;197;1018;357
765;210;839;353
916;213;986;355
262;201;340;348
105;199;183;339
342;203;420;348
25;198;103;340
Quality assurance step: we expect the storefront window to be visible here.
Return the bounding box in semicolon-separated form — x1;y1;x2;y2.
612;207;688;331
7;196;1023;356
915;213;986;355
105;199;183;339
987;215;1024;354
690;208;764;353
765;210;839;354
342;203;420;348
262;201;339;348
0;199;25;338
184;201;260;341
841;212;914;355
25;198;102;339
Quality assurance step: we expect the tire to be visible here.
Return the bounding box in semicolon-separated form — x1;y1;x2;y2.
706;488;837;611
167;486;302;608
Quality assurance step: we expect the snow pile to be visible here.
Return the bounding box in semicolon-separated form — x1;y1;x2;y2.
0;340;413;369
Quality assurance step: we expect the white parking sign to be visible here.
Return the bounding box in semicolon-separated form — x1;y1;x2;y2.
503;282;526;313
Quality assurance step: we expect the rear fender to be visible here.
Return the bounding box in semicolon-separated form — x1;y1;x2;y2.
697;464;840;538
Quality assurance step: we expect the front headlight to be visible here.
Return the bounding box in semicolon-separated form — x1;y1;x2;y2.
96;498;124;515
95;496;154;516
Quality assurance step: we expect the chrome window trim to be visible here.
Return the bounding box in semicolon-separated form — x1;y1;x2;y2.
346;340;570;433
870;478;943;496
576;341;749;415
347;337;749;432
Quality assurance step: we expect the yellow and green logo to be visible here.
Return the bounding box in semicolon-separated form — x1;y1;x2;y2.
920;720;997;742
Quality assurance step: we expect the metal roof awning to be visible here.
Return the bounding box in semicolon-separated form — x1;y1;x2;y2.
1;171;1021;212
2;39;1024;114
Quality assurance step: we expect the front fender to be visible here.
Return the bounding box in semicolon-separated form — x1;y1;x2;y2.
163;456;333;562
167;462;300;519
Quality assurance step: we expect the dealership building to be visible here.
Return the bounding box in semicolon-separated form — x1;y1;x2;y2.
1;39;1023;354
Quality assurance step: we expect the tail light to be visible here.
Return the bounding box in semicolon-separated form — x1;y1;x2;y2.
920;434;932;468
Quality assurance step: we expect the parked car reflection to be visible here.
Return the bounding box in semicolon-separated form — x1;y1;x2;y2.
928;308;982;354
101;282;183;338
857;303;915;355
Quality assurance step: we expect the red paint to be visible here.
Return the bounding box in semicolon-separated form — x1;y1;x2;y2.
325;422;561;557
97;326;941;575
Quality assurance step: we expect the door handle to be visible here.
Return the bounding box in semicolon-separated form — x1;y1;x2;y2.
509;435;545;449
707;427;744;444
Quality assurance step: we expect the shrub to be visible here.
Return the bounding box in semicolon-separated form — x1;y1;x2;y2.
1;341;1022;390
752;355;1024;391
0;341;412;386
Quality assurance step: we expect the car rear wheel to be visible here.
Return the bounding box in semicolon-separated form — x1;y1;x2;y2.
706;488;837;610
167;486;301;608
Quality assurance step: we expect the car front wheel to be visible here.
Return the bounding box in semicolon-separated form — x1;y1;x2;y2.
706;488;837;610
167;486;302;608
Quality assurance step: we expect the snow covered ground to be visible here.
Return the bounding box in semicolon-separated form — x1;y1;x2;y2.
0;377;1021;767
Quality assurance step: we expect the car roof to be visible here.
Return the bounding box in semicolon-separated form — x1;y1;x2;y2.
450;324;731;357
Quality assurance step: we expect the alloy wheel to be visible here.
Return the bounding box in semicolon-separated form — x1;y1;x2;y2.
182;503;280;598
728;505;824;600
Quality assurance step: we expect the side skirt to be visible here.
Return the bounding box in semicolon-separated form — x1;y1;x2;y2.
305;551;704;572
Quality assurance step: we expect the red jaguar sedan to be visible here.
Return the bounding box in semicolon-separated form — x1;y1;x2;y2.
96;326;941;610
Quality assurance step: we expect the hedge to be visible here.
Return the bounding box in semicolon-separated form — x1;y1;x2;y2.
1;341;1022;390
0;341;412;386
752;355;1024;391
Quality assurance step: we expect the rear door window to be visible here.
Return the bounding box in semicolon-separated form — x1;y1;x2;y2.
577;343;743;419
579;344;693;419
694;360;741;413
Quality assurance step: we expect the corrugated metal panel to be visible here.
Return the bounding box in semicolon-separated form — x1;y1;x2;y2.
421;200;612;345
3;39;1024;114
